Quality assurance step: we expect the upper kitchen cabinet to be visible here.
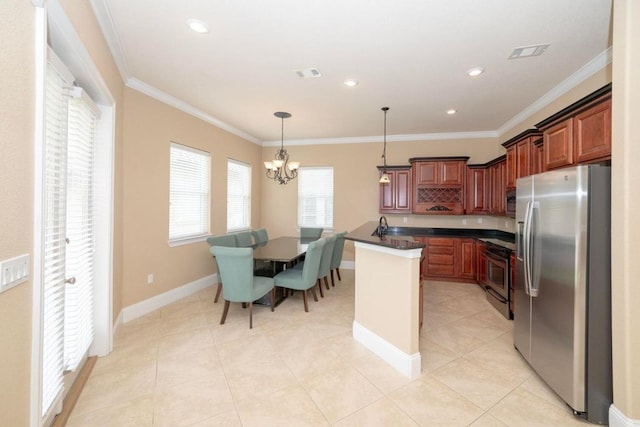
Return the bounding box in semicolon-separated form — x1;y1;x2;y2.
502;129;542;190
378;166;412;214
466;164;489;215
536;84;611;171
531;137;545;175
488;156;507;216
409;157;469;215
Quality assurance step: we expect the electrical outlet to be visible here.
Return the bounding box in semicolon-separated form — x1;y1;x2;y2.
147;274;154;284
403;217;408;224
477;218;483;224
462;219;467;225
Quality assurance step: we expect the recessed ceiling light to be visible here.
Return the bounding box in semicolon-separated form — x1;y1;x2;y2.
446;109;457;115
186;19;209;34
343;79;359;87
466;67;484;77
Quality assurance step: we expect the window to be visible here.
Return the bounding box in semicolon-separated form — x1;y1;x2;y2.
169;143;210;243
227;159;251;232
298;167;334;229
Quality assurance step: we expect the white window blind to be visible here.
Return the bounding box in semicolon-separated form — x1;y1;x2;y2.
169;143;210;242
42;52;72;418
64;88;98;371
227;159;251;232
297;167;334;229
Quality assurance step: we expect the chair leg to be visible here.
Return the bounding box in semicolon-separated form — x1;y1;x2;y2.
337;267;342;281
324;276;330;290
220;300;230;325
302;291;309;312
270;288;275;312
330;270;335;287
214;282;223;303
311;287;318;302
317;279;324;298
249;302;253;329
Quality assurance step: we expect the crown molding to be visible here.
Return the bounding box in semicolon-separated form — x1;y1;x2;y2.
497;47;612;136
89;0;131;82
127;78;261;145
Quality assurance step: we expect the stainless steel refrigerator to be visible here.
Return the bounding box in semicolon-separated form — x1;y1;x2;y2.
514;164;612;424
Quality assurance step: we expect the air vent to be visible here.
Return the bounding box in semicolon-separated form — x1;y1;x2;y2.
508;44;550;59
294;68;322;79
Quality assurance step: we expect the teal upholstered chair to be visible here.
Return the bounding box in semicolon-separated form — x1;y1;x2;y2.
209;246;275;329
251;228;269;245
274;239;325;312
300;227;323;240
206;234;237;303
232;230;254;247
295;235;335;297
330;231;347;287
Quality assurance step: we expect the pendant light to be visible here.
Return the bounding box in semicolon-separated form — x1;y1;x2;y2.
264;111;300;185
379;107;391;183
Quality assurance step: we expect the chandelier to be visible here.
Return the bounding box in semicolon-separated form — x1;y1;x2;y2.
379;107;391;183
264;111;300;185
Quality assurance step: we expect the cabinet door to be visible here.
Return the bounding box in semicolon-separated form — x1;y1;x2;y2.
379;171;395;211
489;161;506;215
544;118;573;170
457;239;476;279
531;141;544;175
476;241;487;285
505;146;516;190
466;167;488;214
379;169;411;213
414;162;438;185
440;161;465;185
574;98;611;163
516;138;532;180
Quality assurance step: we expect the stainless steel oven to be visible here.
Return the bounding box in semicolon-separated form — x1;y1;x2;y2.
485;243;512;319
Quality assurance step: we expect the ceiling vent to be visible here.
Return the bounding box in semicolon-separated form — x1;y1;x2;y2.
508;44;550;59
294;68;322;78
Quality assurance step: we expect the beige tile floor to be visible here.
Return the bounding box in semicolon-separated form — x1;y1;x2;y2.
68;270;591;426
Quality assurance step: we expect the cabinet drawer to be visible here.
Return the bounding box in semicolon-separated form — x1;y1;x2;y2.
427;238;454;246
428;253;454;265
427;263;455;277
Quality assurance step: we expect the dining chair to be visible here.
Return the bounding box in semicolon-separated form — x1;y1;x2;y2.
232;230;254;247
206;234;237;303
299;227;323;240
330;231;348;287
209;246;275;329
251;228;269;245
273;239;325;312
294;235;335;297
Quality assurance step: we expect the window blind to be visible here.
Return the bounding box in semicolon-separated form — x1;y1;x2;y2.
297;167;334;228
42;54;72;418
169;143;210;241
64;88;98;371
227;159;251;231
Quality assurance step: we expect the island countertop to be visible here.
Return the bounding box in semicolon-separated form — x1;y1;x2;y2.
345;221;515;251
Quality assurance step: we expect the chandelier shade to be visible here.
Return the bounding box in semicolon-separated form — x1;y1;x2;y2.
265;111;299;185
379;107;391;184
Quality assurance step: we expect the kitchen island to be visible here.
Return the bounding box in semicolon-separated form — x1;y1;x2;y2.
345;222;425;379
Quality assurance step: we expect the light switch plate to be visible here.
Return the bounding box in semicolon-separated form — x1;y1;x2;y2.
0;254;30;293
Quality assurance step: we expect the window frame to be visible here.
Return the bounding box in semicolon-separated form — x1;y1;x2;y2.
226;158;252;233
168;142;211;246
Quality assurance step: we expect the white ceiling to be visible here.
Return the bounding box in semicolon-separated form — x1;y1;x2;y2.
90;0;612;145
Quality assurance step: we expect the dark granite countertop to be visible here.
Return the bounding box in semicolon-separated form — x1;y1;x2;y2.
345;222;515;251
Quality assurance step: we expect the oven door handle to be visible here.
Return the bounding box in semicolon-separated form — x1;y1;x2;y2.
485;251;507;263
486;286;507;303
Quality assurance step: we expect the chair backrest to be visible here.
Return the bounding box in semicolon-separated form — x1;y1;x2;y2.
210;246;254;302
330;231;347;270
206;234;237;248
301;238;326;286
251;228;269;245
317;235;337;278
300;227;323;240
232;231;254;247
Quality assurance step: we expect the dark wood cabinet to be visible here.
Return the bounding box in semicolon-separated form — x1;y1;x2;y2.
476;240;487;285
488;157;506;216
466;166;489;215
409;157;469;215
537;84;611;171
531;137;544;175
502;129;541;190
423;237;476;283
378;166;412;213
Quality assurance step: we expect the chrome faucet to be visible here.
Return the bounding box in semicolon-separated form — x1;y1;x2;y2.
378;216;389;237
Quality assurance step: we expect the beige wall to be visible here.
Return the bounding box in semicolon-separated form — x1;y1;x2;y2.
611;0;640;420
121;88;262;306
0;2;35;424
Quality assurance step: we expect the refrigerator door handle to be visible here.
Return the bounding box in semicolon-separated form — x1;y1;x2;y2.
523;201;532;296
529;201;540;297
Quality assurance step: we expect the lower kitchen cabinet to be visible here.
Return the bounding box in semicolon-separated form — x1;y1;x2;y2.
422;237;476;283
476;240;487;285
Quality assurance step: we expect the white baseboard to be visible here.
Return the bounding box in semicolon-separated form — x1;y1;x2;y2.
120;274;216;323
352;320;421;379
610;405;640;427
